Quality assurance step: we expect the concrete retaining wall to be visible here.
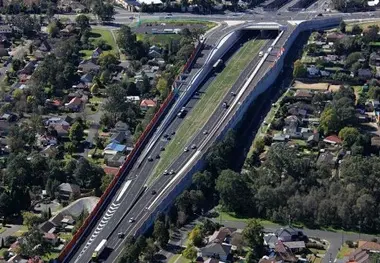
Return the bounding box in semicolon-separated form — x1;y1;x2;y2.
131;17;342;237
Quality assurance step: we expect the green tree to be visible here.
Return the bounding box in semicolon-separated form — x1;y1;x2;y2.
339;127;360;147
75;14;90;33
47;21;59;37
156;78;169;98
188;225;203;247
12;59;23;72
182;244;197;262
100;173;114;193
19;227;50;257
98;53;119;71
142;238;157;262
339;20;346;33
319;107;339;135
293;60;307;78
352;24;363;35
215;169;252;215
91;83;100;95
153;219;169;248
22;211;43;230
69;121;84;145
243;220;264;259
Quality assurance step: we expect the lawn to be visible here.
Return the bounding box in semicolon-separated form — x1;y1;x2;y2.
336;244;354;259
14;225;28;237
216;210;277;226
148;38;265;183
168;254;191;263
80;28;118;58
136;33;182;47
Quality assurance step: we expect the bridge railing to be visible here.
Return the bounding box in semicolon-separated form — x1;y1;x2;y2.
58;40;204;263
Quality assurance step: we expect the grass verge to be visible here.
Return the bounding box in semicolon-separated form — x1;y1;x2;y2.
336;244;354;259
347;21;380;31
137;33;182;47
148;39;265;184
168;254;191;263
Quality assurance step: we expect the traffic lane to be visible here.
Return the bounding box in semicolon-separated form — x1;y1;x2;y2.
69;23;231;262
72;176;144;262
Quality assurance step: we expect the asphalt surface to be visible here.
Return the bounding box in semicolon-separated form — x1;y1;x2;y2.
65;7;380;263
68;24;277;263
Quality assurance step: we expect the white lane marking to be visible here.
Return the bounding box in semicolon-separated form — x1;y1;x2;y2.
116;180;132;202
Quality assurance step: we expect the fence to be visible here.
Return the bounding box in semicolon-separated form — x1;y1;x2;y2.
58;40;204;262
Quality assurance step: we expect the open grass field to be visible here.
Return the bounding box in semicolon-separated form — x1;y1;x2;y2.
136;33;182;47
168;254;191;263
80;28;118;58
148;38;266;184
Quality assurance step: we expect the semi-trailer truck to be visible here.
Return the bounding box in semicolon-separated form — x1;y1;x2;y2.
92;239;107;261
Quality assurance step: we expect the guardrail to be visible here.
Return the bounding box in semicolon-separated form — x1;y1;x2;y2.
58;41;204;263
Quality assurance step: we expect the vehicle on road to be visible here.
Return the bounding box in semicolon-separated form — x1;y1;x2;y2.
177;107;187;118
213;59;224;71
151;190;157;195
184;147;189;152
148;156;153;161
191;144;197;149
222;102;229;108
169;169;175;175
259;51;264;57
164;170;169;175
92;239;107;261
118;232;125;238
171;131;175;135
156;154;160;159
165;13;172;19
203;130;208;135
129;217;135;223
160;146;165;151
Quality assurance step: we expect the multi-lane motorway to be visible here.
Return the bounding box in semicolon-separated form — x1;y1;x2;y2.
63;4;380;263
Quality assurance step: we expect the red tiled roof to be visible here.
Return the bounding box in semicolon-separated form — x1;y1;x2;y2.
324;135;342;144
140;99;157;108
103;166;120;175
44;232;57;240
68;97;82;106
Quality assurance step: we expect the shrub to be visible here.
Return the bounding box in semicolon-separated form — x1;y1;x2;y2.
346;240;354;248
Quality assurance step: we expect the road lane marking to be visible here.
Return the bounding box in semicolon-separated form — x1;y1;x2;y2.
116;180;132;202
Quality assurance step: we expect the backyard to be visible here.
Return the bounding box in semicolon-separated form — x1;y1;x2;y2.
149;38;266;183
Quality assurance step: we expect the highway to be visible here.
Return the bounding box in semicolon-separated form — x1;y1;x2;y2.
68;21;273;263
62;4;380;263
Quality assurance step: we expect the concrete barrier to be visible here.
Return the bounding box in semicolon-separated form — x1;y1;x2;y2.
128;17;342;239
59;40;205;262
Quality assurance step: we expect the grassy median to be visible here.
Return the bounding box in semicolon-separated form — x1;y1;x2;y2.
147;39;266;184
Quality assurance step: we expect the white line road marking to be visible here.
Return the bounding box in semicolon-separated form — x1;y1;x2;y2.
116;180;132;202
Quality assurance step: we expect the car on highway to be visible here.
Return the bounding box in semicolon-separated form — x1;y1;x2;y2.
164;170;168;175
151;190;157;195
171;131;175;135
259;51;264;57
160;146;165;151
203;130;208;135
184;147;189;152
118;232;125;238
163;133;169;138
222;102;229;108
191;144;197;149
148;156;153;161
165;13;173;19
156;154;160;159
177;107;187;118
169;169;175;175
231;91;236;96
129;217;135;223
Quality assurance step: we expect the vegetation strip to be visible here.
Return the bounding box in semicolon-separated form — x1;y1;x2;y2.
149;39;265;183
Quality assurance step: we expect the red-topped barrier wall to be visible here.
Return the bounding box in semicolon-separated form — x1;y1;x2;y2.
58;40;203;262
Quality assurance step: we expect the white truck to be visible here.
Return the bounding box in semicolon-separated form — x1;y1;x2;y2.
92;239;107;261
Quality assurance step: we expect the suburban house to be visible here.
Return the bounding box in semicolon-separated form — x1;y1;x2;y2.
140;99;157;110
92;47;103;59
58;183;81;200
323;135;342;145
105;153;126;167
200;242;232;262
80;73;94;84
114;121;130;132
307;65;320;77
78;60;101;74
126;96;141;104
103;142;127;156
208;227;237;244
110;131;126;144
41;145;58;158
274;226;307;242
43;233;59;246
148;49;162;58
65;97;83;111
346;241;380;263
370;52;380;66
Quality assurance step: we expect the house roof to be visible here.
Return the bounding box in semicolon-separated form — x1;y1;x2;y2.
371;136;380;147
203;259;220;263
39;221;56;233
358;241;380;251
275;226;301;238
201;242;231;257
140;99;157;108
209;227;237;243
58;183;80;194
80;73;93;83
67;97;83;106
103;166;120;175
323;135;342;145
110;132;126;143
105;142;127;152
283;241;305;249
43;232;57;240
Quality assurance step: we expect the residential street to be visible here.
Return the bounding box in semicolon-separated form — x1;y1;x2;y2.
213;219;378;263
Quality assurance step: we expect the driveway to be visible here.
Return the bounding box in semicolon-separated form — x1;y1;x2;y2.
0;224;22;239
212;219;378;263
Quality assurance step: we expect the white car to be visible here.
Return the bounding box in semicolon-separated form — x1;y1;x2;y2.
129;217;134;223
